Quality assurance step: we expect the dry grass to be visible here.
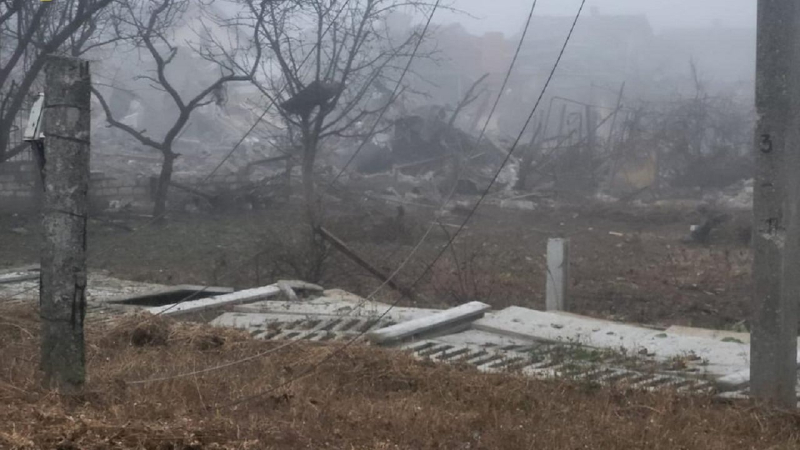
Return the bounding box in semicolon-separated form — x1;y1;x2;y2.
2;305;800;450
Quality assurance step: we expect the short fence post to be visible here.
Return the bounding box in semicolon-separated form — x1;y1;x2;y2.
546;238;570;312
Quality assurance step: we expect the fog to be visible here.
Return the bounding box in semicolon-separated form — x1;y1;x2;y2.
441;0;756;33
0;0;782;425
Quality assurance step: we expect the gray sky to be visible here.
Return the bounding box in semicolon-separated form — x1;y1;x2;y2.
440;0;757;34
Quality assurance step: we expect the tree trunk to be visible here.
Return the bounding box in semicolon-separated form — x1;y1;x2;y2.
153;151;177;218
283;157;293;201
40;56;91;393
302;144;318;228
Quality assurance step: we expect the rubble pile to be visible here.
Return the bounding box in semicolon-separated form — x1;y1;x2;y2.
348;106;516;201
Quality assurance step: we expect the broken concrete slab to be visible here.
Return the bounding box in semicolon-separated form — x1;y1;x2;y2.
211;312;330;331
474;306;751;380
277;281;300;301
433;329;535;348
367;301;490;345
275;280;323;301
0;272;39;284
0;264;39;275
716;351;800;390
234;289;438;323
147;284;281;317
107;285;234;306
277;280;324;292
0;272;165;304
0;264;40;284
665;325;750;344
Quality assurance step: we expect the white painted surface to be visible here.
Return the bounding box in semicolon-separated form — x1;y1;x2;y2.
147;284;281;316
546;238;569;311
474;306;753;379
367;301;490;345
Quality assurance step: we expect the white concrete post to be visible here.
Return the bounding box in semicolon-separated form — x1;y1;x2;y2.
546;238;570;312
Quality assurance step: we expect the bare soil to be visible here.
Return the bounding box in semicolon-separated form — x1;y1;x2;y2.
0;194;752;329
2;306;798;450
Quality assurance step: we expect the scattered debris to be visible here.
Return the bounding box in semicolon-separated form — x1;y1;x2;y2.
317;226;414;298
275;279;321;301
499;199;536;211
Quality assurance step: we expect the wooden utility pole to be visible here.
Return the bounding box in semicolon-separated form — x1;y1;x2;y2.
40;56;91;392
751;0;800;407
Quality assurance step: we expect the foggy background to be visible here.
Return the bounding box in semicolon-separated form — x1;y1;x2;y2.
442;0;756;33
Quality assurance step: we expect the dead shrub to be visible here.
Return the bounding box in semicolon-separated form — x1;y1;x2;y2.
103;313;172;348
3;309;800;449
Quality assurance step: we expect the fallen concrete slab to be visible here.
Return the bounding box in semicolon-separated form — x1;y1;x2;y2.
474;306;751;380
234;289;438;323
665;325;750;344
277;280;324;292
367;301;490;345
0;273;39;284
0;265;40;285
147;284;281;317
211;312;378;331
434;329;534;349
108;285;234;306
0;264;39;275
716;352;800;389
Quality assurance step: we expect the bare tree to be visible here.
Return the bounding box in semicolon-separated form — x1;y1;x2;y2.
0;0;117;163
92;0;262;217
211;0;435;226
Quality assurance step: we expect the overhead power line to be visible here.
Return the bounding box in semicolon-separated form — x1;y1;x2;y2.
221;0;586;409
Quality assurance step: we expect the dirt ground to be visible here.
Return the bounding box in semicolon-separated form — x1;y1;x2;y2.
2;306;799;450
0;193;752;330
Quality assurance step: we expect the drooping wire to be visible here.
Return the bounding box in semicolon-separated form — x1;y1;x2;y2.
123;1;446;386
326;0;442;187
221;0;587;409
410;0;587;290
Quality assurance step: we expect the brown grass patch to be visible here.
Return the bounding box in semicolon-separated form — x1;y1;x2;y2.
1;305;800;449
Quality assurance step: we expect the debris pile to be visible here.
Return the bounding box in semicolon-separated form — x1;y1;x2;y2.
350;106;512;199
705;178;753;211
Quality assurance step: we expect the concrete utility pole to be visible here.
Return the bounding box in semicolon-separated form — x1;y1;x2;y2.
39;56;91;392
751;0;800;407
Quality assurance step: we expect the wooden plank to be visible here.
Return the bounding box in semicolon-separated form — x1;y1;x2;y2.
367;301;490;345
317;226;413;298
